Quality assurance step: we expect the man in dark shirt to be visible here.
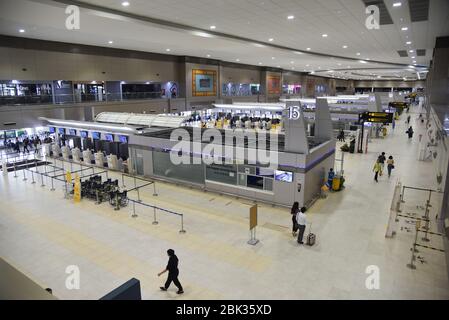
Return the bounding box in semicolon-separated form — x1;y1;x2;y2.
378;152;386;175
158;249;184;294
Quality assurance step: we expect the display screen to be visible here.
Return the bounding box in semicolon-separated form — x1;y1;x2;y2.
49;127;56;134
5;130;16;139
275;170;293;182
118;135;128;143
104;134;114;142
69;129;77;136
58;128;66;135
17;130;26;137
80;131;88;138
247;175;264;190
92;132;101;140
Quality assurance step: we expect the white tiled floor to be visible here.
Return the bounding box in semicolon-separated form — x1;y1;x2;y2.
1;105;448;300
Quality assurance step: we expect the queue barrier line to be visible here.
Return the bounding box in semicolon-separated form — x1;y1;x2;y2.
414;243;445;253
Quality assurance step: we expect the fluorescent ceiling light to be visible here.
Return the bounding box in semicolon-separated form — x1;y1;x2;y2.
287;15;295;20
411;56;416;59
356;52;361;56
236;59;240;62
401;27;408;31
206;54;211;58
322;34;328;38
271;57;275;60
268;38;274;42
209;25;216;30
121;1;130;6
359;60;368;64
19;29;25;33
393;2;402;7
342;45;348;49
406;41;412;45
108;40;113;44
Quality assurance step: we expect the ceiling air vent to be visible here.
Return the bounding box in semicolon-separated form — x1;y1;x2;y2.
416;49;426;56
409;0;430;22
361;0;394;25
397;50;408;57
3;122;16;126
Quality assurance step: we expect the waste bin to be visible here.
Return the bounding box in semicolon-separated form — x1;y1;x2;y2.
332;176;341;191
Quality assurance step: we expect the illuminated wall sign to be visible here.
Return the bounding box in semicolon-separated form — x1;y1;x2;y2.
288;106;301;120
359;112;393;124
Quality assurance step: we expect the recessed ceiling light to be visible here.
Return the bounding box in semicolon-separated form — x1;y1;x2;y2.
413;60;416;63
166;48;171;52
277;65;281;68
322;34;328;38
306;48;311;51
206;54;211;58
337;63;342;66
145;82;150;84
258;62;262;65
409;50;414;53
236;59;240;62
271;57;275;60
411;56;416;59
108;40;113;44
121;1;130;6
210;25;216;30
268;38;274;42
290;61;294;64
287;15;295;20
342;45;348;49
401;27;408;31
356;52;361;56
306;64;310;67
393;2;402;7
359;60;368;64
406;41;412;45
318;66;321;69
19;29;25;33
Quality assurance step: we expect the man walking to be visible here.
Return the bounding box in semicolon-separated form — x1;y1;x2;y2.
296;207;307;245
158;249;184;294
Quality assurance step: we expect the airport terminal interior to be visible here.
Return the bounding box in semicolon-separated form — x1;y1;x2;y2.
1;0;449;300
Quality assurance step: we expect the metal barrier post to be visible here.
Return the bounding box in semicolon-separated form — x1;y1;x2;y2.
152;207;158;225
35;158;39;173
70;160;73;172
50;177;55;191
153;183;158;197
134;176;137;190
122;175;126;188
22;166;27;181
114;193;120;211
31;170;36;184
40;173;45;187
44;162;47;174
422;199;431;242
137;187;141;202
132;201;138;218
13;162;18;178
179;214;186;234
407;222;420;270
95;190;100;205
64;182;68;199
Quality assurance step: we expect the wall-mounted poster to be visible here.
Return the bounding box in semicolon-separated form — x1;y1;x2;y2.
267;76;281;95
192;69;217;97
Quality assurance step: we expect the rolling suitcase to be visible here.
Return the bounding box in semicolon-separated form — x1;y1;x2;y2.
307;223;316;246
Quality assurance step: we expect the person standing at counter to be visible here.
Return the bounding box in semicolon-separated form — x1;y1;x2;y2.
291;202;300;237
158;249;184;294
296;207;307;245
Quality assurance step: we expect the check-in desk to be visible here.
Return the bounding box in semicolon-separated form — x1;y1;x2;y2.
61;146;71;160
83;150;94;165
52;144;61;157
95;152;106;167
72;148;82;163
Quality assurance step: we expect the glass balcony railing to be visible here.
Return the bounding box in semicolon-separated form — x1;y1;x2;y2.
0;92;178;106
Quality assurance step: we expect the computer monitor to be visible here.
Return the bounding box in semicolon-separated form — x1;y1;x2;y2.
118;135;129;143
92;132;101;140
104;134;114;142
80;131;88;138
49;127;56;134
58;128;66;135
69;129;77;136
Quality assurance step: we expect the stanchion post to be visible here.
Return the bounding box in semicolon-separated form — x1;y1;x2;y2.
22;166;27;181
422;199;431;242
64;182;68;199
132;201;137;218
122;175;126;188
114;193;120;211
50;177;55;191
137;187;141;202
31;170;36;184
95;189;100;205
153;182;158;197
179;214;186;233
407;222;420;270
152;207;158;225
35;158;39;173
40;173;45;187
13;162;18;178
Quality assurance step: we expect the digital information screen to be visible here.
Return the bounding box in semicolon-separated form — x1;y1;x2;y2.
275;170;293;182
92;132;101;140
